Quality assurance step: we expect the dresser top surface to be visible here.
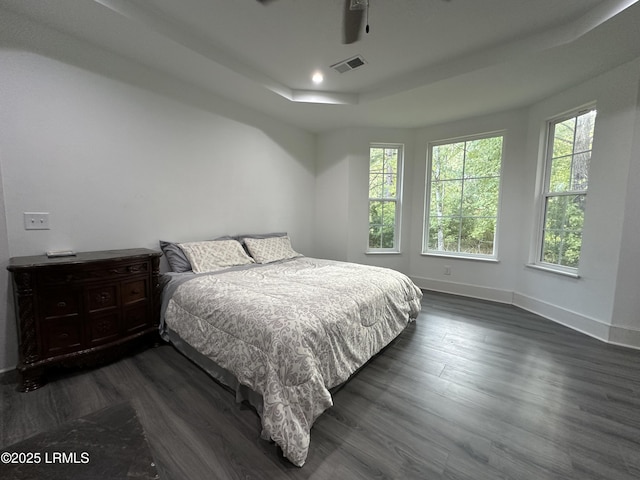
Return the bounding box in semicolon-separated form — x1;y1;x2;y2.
7;248;162;271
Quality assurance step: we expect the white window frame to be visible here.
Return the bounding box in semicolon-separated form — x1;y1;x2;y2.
533;105;596;276
422;131;505;260
367;143;404;254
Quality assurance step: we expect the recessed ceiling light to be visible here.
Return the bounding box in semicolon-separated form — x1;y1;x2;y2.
312;71;324;84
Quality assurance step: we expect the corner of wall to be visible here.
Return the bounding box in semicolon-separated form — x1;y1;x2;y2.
0;155;18;372
609;64;640;335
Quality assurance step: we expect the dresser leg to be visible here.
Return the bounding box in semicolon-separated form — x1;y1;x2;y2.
18;368;46;392
151;332;164;348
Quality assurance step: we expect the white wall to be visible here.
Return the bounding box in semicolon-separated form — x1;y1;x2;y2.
316;59;640;349
315;111;528;303
0;35;316;371
610;76;640;346
315;128;414;273
314;130;351;262
514;59;640;346
409;110;529;303
0;52;316;258
0;162;14;372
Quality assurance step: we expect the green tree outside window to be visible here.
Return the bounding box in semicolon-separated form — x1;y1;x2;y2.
426;135;504;257
369;145;402;251
540;108;596;269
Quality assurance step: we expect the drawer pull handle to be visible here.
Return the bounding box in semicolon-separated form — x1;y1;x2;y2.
131;289;140;295
57;301;67;308
96;292;112;305
128;265;141;273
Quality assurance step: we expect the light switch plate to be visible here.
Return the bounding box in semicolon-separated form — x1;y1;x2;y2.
24;212;50;230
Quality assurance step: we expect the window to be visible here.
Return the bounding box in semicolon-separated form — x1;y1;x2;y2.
537;107;596;271
368;144;403;252
424;133;503;258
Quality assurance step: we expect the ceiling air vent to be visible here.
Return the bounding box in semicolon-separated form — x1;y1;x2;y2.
331;55;367;74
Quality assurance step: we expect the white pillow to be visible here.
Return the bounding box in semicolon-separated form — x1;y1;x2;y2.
243;235;301;264
178;239;254;273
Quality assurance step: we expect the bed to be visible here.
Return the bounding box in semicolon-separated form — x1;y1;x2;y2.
158;234;422;466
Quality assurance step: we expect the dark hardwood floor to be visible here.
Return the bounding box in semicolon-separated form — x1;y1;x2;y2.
2;290;640;479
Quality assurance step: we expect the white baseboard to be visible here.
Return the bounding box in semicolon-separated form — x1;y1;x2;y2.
0;365;16;375
512;292;611;342
411;277;640;350
411;276;514;304
608;326;640;351
513;292;640;350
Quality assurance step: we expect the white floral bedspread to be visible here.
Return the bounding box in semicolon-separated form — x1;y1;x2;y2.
164;257;422;466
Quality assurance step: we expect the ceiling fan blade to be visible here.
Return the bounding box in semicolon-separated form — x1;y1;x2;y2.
343;0;365;44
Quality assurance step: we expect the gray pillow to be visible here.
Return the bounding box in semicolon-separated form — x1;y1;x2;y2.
159;240;191;273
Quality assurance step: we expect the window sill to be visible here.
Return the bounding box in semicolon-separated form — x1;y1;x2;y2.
526;263;580;278
421;252;499;263
365;251;402;255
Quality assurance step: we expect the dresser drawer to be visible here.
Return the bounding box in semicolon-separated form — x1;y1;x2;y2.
41;289;81;319
88;312;121;345
39;261;150;286
38;269;85;286
122;279;147;305
124;304;150;333
97;261;150;279
87;284;119;312
41;317;83;356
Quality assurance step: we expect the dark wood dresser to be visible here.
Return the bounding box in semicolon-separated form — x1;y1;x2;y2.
7;248;162;392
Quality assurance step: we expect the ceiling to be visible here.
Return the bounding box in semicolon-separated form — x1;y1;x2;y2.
2;0;640;132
